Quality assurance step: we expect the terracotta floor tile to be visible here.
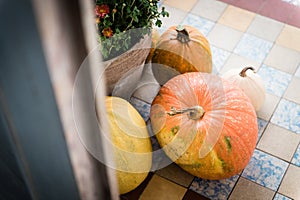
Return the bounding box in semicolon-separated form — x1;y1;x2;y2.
264;44;300;74
139;174;187;200
284;76;300;104
220;53;261;74
120;173;153;200
276;24;300;52
218;5;256;31
182;190;210;200
247;15;284;42
164;0;198;12
155;163;194;187
232;0;267;13
207;24;243;51
229;177;275;200
190;0;228;22
257;123;300;162
278;164;300;199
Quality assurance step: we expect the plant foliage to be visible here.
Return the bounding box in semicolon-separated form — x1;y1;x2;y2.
95;0;168;60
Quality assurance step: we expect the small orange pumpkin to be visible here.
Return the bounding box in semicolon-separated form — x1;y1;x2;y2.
150;72;258;180
146;28;161;63
151;25;212;73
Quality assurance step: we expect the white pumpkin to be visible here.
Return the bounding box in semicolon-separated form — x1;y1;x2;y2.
222;66;265;111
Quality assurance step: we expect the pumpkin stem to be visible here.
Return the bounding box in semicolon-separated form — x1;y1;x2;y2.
239;66;256;77
167;106;205;120
176;26;190;43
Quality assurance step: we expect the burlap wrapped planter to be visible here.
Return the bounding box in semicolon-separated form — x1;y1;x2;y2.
103;34;152;94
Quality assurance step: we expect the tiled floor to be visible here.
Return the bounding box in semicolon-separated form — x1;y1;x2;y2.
120;0;300;199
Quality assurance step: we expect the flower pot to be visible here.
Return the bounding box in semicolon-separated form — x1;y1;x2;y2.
103;34;152;94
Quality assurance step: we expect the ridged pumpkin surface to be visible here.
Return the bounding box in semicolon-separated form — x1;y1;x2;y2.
151;25;212;73
150;73;258;180
146;28;161;63
222;66;266;111
106;97;152;194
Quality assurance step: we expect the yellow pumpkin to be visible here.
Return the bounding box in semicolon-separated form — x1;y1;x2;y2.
105;97;152;194
151;25;212;73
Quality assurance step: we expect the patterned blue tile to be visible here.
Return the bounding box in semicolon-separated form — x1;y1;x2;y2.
211;45;231;74
130;97;151;121
257;65;292;97
182;13;215;36
241;149;289;191
257;118;268;143
234;33;273;63
273;193;292;200
190;175;239;200
271;99;300;134
292;144;300;167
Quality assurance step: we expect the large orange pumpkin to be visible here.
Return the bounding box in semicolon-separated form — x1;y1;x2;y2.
150;72;258;180
151;25;212;73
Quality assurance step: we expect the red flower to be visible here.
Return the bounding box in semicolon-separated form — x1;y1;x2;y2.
102;27;113;38
95;4;110;18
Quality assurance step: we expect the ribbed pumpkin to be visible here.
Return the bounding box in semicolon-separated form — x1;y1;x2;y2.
146;28;161;63
106;97;152;194
151;25;212;73
150;72;258;180
222;66;266;111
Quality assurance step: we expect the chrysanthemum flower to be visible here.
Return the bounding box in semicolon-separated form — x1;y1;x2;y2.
95;4;110;18
102;27;113;38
